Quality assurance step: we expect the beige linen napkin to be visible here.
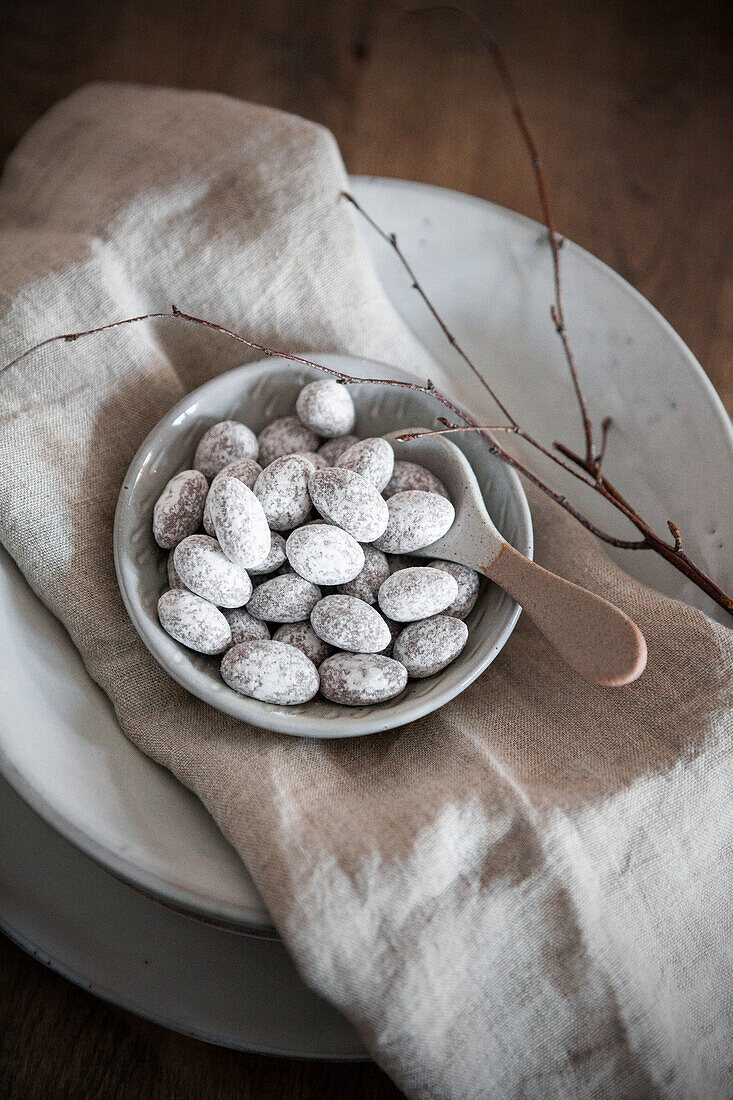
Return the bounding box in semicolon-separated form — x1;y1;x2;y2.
0;85;731;1099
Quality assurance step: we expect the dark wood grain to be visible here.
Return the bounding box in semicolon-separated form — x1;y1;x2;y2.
0;1;730;1097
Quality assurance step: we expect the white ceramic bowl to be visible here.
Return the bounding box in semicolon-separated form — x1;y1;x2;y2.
114;353;532;737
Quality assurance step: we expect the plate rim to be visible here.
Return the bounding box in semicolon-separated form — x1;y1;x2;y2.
0;916;368;1061
0;774;367;1061
0;743;278;935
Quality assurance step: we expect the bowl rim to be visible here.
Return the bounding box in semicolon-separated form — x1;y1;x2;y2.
114;353;533;738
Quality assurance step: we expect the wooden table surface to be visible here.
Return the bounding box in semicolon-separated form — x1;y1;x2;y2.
0;1;730;1096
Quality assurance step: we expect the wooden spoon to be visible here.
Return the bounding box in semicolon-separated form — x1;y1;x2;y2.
386;429;647;686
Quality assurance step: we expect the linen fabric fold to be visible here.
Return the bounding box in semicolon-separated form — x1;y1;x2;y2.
0;85;730;1099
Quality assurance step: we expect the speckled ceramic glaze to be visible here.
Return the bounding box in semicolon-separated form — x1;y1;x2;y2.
114;355;532;738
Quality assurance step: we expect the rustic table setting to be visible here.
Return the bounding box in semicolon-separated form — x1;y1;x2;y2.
0;1;730;1097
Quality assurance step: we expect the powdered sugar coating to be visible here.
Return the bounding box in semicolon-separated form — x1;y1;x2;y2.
427;560;481;619
336;437;395;491
193;421;258;479
247;532;287;576
203;458;262;535
208;477;271;569
383;460;449;499
153;470;208;549
311;595;392;653
283;451;326;470
254;455;312;531
173;534;252;608
158;589;231;654
378;566;459;622
319;652;408;706
373;491;455;553
296;379;355;438
221;640;319;704
273;622;333;665
224;607;271;645
247;574;322;622
258;417;320;466
335;544;390;605
393;615;468;678
286;525;364;585
308;467;389;542
317;434;359;465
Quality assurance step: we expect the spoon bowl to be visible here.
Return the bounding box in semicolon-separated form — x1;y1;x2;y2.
386;428;507;570
387;429;647;686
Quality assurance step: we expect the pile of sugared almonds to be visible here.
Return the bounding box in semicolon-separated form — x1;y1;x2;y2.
153;380;481;707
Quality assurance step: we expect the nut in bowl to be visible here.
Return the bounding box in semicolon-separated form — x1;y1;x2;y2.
114;354;532;736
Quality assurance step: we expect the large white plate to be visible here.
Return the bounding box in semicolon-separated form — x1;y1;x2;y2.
1;177;731;951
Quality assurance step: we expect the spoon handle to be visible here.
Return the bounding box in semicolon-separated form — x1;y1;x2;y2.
486;542;647;685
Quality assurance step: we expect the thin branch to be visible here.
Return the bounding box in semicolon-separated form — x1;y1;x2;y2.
346;187;731;609
668;521;683;552
0;307;653;551
395;425;515;441
553;439;732;610
401;4;595;464
346;187;705;553
343;192;603;493
3;307;729;606
553;439;660;529
0;312;173;376
396;421;601;489
2;305;453;396
342;191;518;428
595;416;613;479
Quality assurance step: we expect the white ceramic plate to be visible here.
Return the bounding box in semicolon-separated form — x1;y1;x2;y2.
1;176;731;955
0;773;365;1060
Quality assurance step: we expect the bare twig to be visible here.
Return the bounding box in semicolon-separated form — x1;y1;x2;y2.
403;4;595;463
553;439;731;609
3;307;729;607
595;416;613;480
341;191;518;428
347;190;732;607
668;521;683;552
396;421;601;489
342;193;600;492
0;312;173;375
0;307;654;550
